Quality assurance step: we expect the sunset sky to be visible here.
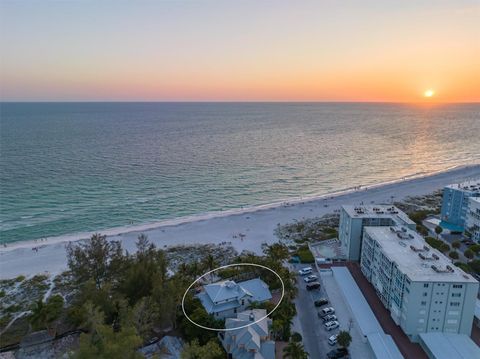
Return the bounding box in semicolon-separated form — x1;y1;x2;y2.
1;0;479;102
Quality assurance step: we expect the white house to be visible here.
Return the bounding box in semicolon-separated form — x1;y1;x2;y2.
197;278;272;319
219;309;275;359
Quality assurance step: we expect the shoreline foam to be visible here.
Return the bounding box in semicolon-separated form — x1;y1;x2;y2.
1;163;473;252
1;163;479;279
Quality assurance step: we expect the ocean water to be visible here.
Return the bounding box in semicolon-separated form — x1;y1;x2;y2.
1;102;479;244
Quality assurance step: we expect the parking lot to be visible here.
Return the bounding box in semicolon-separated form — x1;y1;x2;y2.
292;264;375;359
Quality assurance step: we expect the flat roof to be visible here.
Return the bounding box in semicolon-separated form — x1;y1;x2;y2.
342;205;414;225
445;180;480;193
419;333;480;359
364;226;477;283
331;267;403;359
367;333;404;359
470;196;480;204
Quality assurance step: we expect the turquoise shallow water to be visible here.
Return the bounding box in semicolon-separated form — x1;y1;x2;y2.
1;102;479;244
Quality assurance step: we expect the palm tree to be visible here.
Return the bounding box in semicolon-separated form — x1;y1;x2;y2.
337;330;352;350
202;254;217;281
283;341;309;359
29;300;47;330
264;243;289;262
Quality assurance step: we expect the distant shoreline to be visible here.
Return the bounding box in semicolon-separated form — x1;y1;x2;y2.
1;163;479;279
1;163;476;253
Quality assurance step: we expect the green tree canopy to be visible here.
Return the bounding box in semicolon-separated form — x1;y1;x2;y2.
464;249;474;259
283;341;309;359
337;330;352;349
66;233;125;289
449;251;459;260
181;339;224;359
29;294;64;331
75;324;142;359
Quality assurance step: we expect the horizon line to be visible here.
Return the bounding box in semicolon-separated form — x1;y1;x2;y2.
1;100;479;104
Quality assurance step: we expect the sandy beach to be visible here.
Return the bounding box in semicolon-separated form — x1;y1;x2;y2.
1;164;479;280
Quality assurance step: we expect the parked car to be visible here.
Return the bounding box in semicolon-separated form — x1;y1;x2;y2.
298;267;313;276
324;320;340;331
306;282;321;291
322;314;337;322
314;298;329;307
320;307;335;316
327;348;348;359
328;334;338;346
303;274;318;283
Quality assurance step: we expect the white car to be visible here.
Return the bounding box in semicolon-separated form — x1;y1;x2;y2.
298;267;313;276
324;320;340;331
328;334;338;346
303;274;318;283
322;314;337;322
320;307;335;316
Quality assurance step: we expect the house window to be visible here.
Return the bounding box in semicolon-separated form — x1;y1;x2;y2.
423;292;428;297
453;284;463;289
424;283;429;288
421;301;426;306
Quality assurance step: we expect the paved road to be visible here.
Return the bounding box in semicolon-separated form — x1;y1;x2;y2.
293;265;330;359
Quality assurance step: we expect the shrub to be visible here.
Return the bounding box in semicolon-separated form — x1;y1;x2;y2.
470;244;480;254
464;249;474;259
469;260;480;274
295;246;314;263
416;225;429;236
425;237;445;251
454;262;471;273
440;243;450;253
409;210;430;224
449;251;459;260
452;241;461;249
15;275;26;282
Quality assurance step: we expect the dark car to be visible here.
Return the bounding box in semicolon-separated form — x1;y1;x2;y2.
306;282;321;291
314;298;329;307
327;348;348;359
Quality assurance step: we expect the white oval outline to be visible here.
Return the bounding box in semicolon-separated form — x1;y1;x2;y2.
181;262;285;332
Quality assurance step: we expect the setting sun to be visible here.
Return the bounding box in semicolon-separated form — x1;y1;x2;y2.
424;90;435;98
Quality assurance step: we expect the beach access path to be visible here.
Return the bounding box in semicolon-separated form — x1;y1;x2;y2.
1;164;480;280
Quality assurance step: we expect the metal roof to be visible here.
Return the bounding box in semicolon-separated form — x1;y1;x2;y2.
419;333;480;359
331;266;383;336
331;267;404;359
367;333;403;359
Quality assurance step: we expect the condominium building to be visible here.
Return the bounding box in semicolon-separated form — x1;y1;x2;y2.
360;225;478;342
465;197;480;242
339;205;416;261
440;180;480;230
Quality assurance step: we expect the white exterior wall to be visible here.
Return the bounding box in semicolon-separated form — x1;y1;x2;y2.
465;197;480;242
339;206;414;261
360;229;479;342
339;209;364;261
